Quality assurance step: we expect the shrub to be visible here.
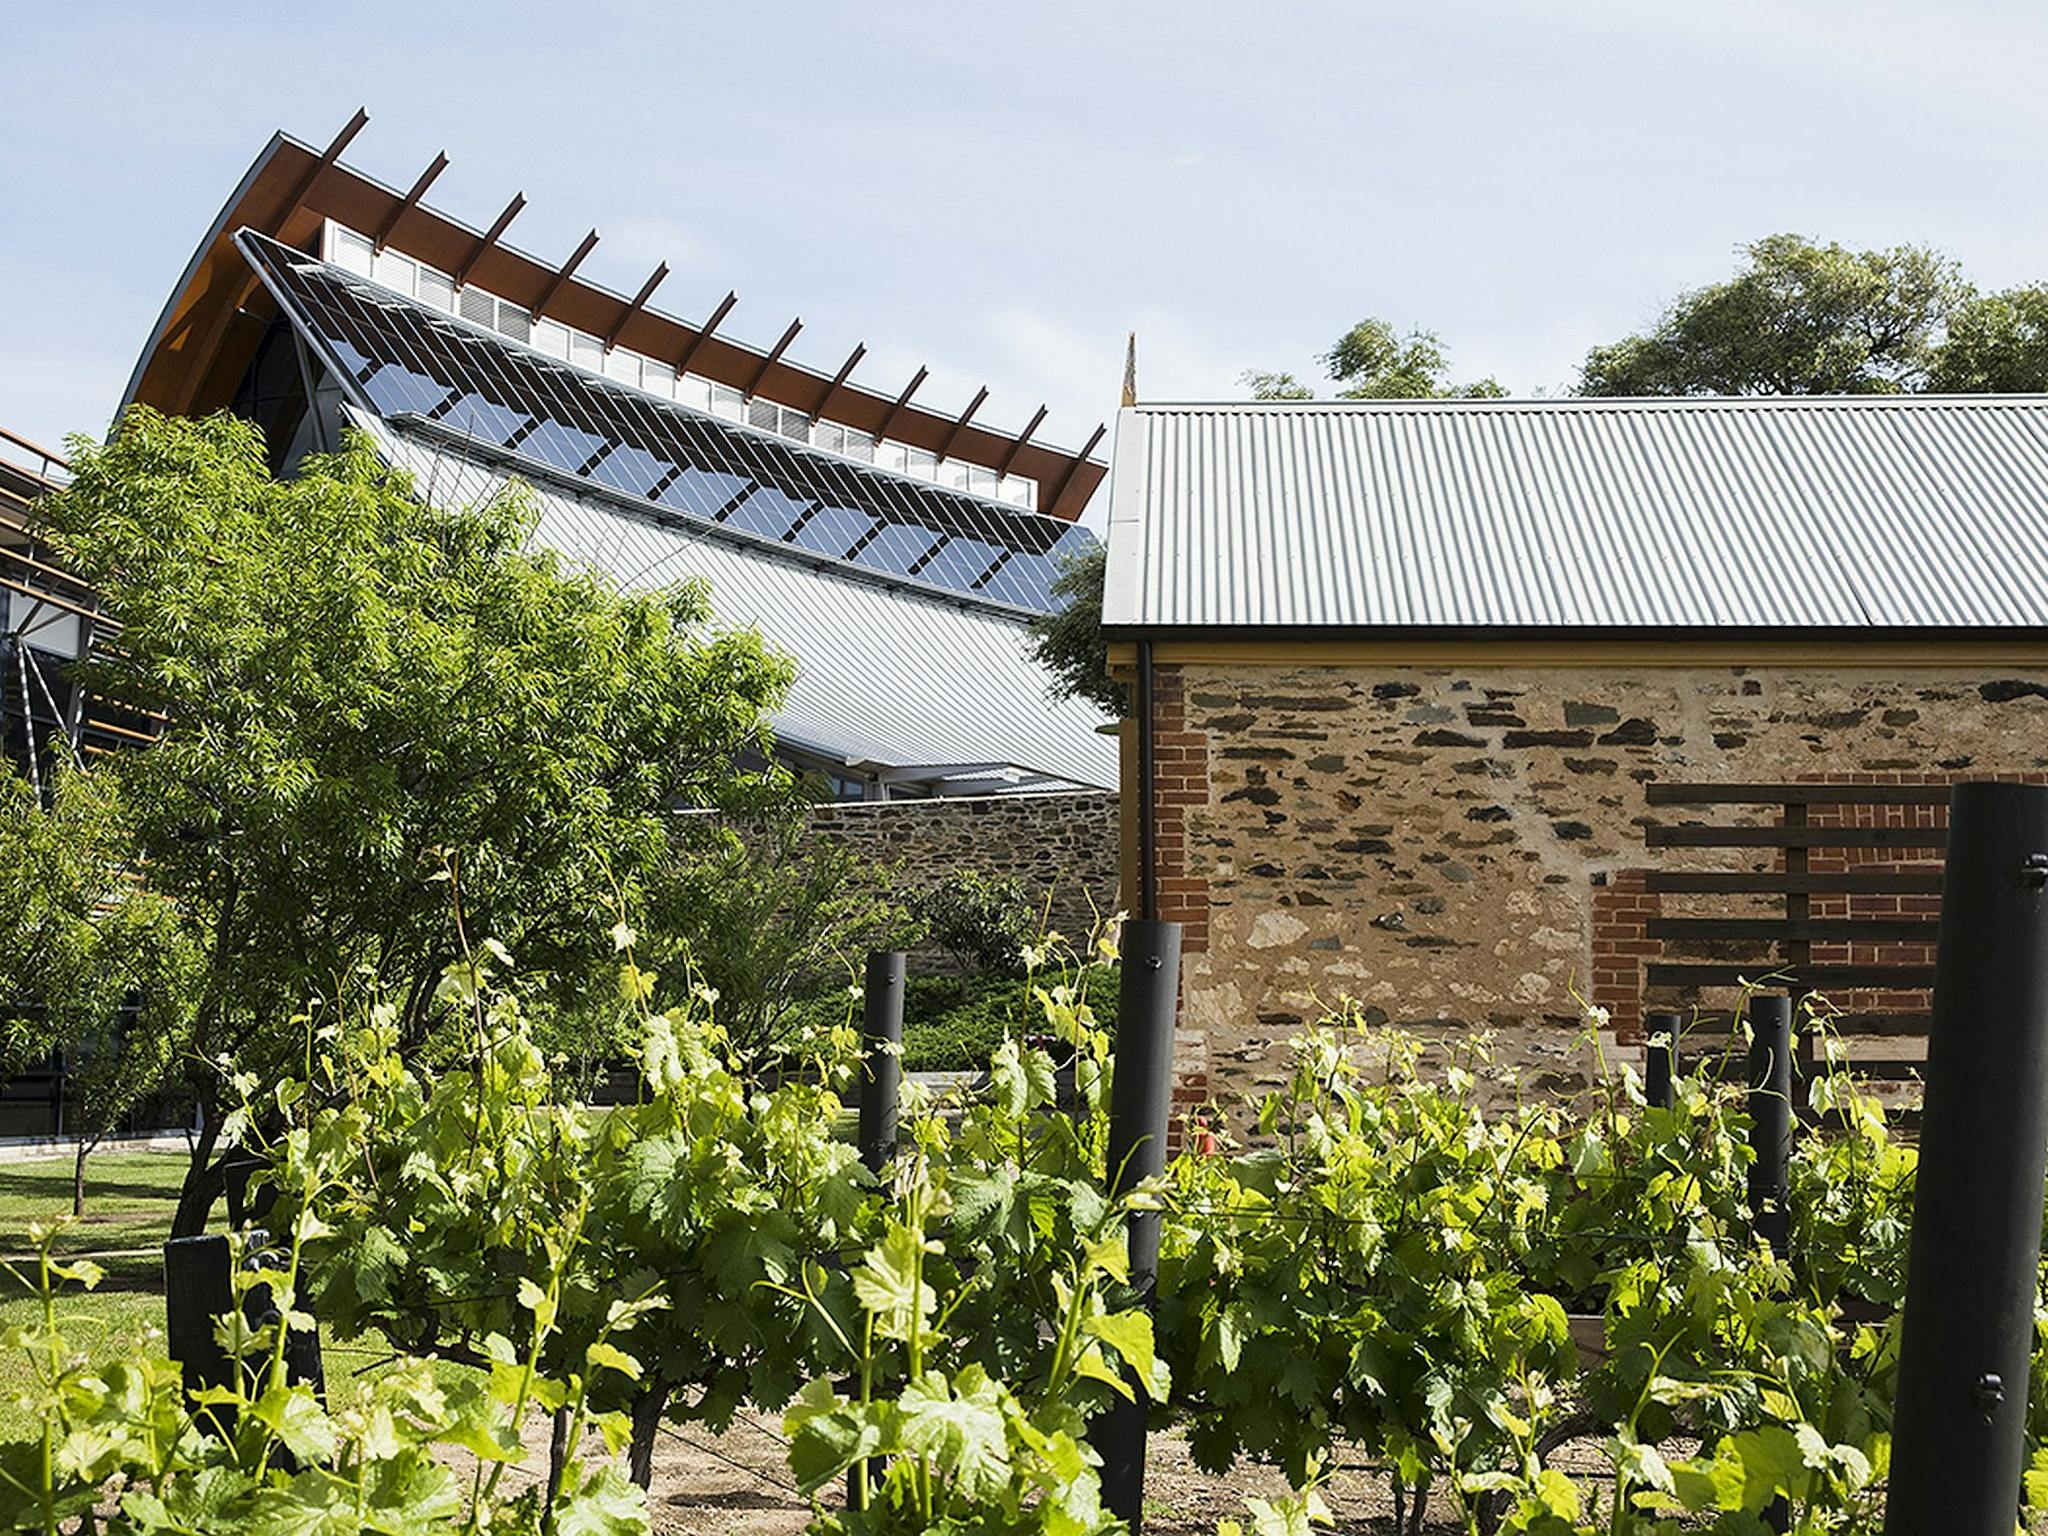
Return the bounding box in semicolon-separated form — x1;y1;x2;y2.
910;871;1036;975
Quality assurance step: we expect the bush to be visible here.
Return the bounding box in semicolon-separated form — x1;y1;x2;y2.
909;871;1037;975
781;964;1120;1071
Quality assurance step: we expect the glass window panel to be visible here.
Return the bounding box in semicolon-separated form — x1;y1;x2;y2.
361;363;452;417
789;503;875;557
872;441;908;474
747;398;780;433
438;393;531;445
642;360;676;397
919;535;1002;593
603;349;640;385
709;385;744;421
587;443;671;499
813;422;845;453
904;448;937;479
495;304;531;344
998;476;1035;509
570;331;603;372
967;467;999;498
675;374;712;411
855;522;939;575
723;486;806;540
982;551;1057;610
458;287;497;328
656;466;751;517
776;406;807;442
522;419;610;475
938;460;972;492
840;429;875;463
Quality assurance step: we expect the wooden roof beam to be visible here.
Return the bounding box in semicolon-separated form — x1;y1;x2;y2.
995;404;1048;477
453;193;527;287
741;318;804;397
1045;423;1108;513
673;290;738;375
266;107;368;236
371;151;449;254
808;343;866;425
933;386;990;465
604;262;670;347
873;367;929;445
532;228;601;321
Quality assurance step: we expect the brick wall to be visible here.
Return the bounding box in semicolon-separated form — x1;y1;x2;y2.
1147;661;2048;1105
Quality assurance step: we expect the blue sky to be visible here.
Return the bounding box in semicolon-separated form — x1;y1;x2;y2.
5;1;2048;519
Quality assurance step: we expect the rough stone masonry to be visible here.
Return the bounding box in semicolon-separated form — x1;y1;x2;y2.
1153;659;2048;1104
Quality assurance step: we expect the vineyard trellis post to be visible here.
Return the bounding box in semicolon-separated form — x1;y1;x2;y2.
1645;1008;1680;1111
1885;783;2048;1536
857;949;905;1174
1747;994;1793;1256
1091;916;1182;1532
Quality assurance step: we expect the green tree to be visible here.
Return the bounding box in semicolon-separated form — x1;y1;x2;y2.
1580;233;1970;395
35;407;795;1234
0;764;197;1214
1243;318;1505;401
1928;284;2048;392
1028;542;1124;717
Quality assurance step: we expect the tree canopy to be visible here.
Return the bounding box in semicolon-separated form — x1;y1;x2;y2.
1579;233;2048;397
1245;317;1505;401
1029;542;1124;718
32;406;795;1231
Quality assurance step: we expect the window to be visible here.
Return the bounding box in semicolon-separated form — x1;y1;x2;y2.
533;318;571;361
329;224;374;277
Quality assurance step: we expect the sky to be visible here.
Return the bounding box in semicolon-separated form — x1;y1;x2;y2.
5;0;2048;521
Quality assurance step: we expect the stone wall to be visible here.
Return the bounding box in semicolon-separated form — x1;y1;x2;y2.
1158;659;2048;1105
796;790;1122;961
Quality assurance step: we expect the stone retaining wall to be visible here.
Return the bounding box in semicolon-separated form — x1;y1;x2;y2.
796;790;1122;961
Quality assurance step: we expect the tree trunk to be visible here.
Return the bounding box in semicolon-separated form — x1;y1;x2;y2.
72;1136;92;1218
627;1380;672;1491
171;1096;225;1239
546;1403;572;1508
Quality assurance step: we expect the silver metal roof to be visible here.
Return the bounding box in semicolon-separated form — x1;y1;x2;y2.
1102;397;2048;631
357;411;1118;792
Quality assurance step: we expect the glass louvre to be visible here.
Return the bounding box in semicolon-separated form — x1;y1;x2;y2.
240;231;1096;615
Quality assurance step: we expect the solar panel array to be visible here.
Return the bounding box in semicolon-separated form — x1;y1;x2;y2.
239;231;1097;614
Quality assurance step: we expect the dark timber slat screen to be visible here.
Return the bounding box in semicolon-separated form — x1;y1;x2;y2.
1640;782;1947;1090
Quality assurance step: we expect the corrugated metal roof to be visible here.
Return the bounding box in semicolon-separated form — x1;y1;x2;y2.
357;411;1118;791
1102;397;2048;631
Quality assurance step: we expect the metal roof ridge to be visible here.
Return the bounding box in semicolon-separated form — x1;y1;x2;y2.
1126;395;2048;412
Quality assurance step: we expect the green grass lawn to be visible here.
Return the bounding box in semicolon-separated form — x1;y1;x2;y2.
0;1151;480;1437
0;1149;189;1287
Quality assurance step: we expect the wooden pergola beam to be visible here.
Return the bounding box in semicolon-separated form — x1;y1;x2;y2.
604;262;670;347
265;107;368;237
995;404;1048;478
741;318;804;397
673;290;738;375
453;193;527;287
1046;423;1109;512
531;228;601;321
808;342;866;425
873;366;929;445
371;151;449;254
934;387;990;465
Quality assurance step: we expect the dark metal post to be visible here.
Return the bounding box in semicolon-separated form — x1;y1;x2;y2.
857;950;905;1174
1747;994;1793;1256
1885;784;2048;1536
1092;917;1183;1532
1136;638;1158;921
849;949;905;1511
1645;1009;1681;1110
164;1235;236;1435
